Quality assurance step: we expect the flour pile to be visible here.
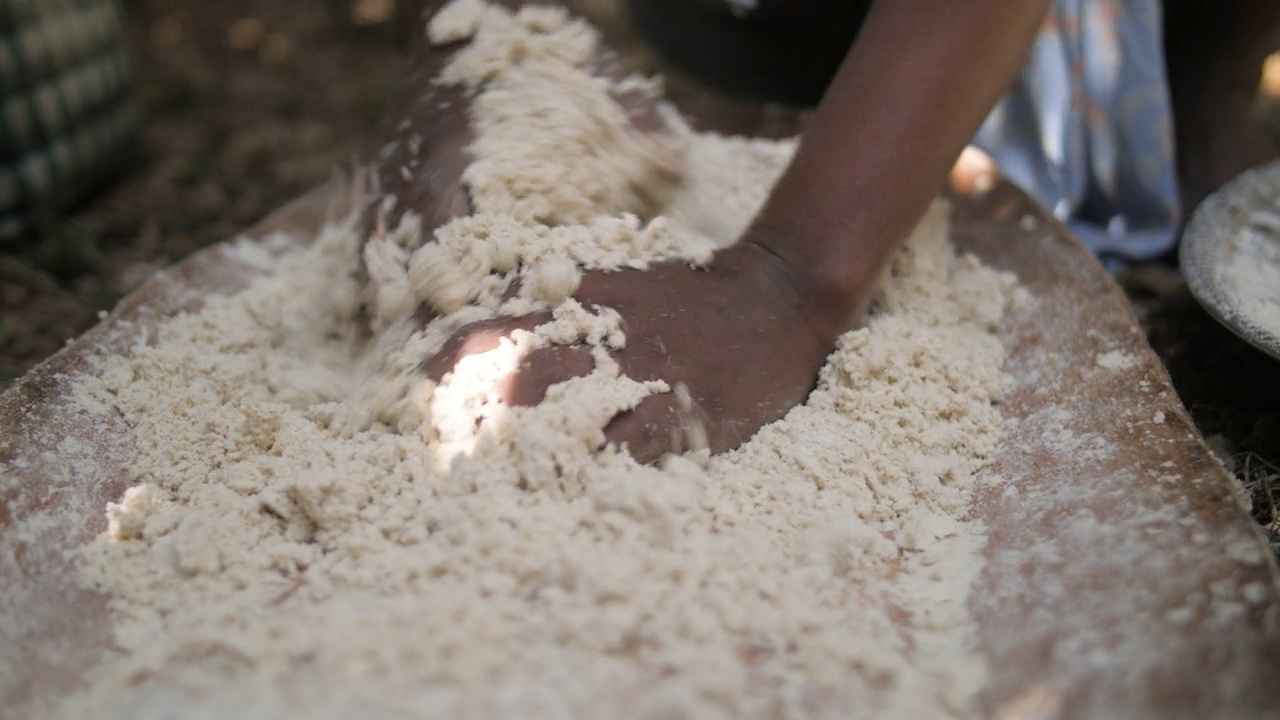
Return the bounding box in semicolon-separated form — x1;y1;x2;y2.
1218;208;1280;339
66;3;1021;718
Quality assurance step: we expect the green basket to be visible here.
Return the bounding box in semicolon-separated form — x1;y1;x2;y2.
0;0;141;239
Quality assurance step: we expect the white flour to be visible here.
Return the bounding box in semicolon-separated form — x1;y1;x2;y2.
65;3;1021;718
1217;209;1280;340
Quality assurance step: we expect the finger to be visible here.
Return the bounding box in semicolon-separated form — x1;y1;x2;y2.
502;345;595;407
420;313;552;382
605;394;682;465
412;302;437;329
948;145;1000;196
604;391;710;466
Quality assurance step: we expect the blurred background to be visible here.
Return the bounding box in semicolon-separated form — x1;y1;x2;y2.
0;0;410;383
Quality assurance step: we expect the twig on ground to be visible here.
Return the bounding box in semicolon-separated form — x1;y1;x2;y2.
1233;451;1280;558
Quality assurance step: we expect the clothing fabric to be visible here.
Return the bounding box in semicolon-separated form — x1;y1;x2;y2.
974;0;1181;259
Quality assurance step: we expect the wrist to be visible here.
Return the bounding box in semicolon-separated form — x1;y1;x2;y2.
733;224;874;343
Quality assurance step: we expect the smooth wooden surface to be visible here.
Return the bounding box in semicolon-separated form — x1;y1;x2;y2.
952;184;1280;719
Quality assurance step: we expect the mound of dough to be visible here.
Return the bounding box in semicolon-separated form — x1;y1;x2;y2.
65;3;1022;718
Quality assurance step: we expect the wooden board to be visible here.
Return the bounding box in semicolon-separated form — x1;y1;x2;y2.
953;183;1280;719
2;179;1277;718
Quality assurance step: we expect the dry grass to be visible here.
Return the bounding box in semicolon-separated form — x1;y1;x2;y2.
1234;452;1280;557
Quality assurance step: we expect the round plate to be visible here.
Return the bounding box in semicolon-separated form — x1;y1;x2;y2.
1180;160;1280;361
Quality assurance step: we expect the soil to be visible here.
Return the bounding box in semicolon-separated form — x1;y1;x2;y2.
1;0;1278;551
0;0;408;386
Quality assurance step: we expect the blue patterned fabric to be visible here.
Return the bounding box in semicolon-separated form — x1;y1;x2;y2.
974;0;1181;259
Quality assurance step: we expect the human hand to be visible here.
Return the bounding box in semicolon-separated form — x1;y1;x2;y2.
421;241;844;463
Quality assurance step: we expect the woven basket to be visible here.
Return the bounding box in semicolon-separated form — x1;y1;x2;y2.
0;0;141;239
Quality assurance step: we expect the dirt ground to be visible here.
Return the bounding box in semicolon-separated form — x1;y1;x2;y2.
0;0;406;386
2;0;1279;550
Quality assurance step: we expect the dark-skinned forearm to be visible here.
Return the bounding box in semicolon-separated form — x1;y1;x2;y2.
746;0;1050;337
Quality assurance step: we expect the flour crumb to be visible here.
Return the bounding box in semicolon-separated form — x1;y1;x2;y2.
1096;349;1137;370
426;0;488;44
